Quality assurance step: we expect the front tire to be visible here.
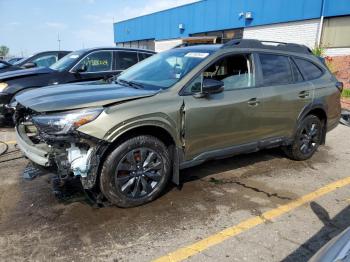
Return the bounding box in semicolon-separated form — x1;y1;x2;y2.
100;135;171;208
283;115;323;161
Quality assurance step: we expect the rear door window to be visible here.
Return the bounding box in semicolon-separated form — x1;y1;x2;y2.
138;52;153;61
259;54;293;86
294;58;323;80
116;51;139;70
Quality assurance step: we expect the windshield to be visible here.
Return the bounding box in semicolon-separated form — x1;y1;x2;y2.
14;57;29;65
0;62;10;69
118;48;214;90
49;51;84;71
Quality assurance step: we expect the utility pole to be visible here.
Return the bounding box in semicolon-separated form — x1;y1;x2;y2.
57;33;61;51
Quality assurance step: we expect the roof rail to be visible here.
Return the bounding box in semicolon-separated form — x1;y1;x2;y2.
222;39;312;54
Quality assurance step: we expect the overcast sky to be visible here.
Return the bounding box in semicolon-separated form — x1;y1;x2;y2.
0;0;199;57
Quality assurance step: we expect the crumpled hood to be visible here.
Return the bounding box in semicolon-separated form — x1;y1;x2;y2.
15;82;159;112
0;67;54;81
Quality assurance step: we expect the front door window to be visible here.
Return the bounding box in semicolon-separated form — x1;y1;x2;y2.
75;51;112;73
185;53;255;94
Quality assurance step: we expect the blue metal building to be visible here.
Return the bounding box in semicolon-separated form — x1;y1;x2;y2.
114;0;350;55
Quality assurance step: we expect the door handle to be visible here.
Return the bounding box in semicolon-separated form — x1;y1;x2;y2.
247;98;260;107
298;90;310;98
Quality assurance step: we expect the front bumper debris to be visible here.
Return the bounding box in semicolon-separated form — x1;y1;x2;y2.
14;104;111;205
15;119;108;190
16;124;50;166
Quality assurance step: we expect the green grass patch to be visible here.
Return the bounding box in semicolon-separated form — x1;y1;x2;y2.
342;89;350;98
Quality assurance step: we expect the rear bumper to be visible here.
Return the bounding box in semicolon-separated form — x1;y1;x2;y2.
327;109;341;132
15;125;51;167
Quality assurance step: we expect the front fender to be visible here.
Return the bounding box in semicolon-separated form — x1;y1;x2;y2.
104;112;180;146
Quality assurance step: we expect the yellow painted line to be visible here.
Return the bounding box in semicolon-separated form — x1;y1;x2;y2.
4;140;16;145
153;177;350;262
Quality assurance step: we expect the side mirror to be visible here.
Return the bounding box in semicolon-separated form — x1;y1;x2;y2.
22;62;37;69
193;78;224;98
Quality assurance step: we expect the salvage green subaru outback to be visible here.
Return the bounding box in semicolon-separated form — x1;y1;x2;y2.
14;39;342;207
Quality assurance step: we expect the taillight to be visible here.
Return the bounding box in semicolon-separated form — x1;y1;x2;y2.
336;82;344;93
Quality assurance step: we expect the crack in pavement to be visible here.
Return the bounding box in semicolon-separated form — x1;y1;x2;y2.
233;181;293;200
207;177;293;201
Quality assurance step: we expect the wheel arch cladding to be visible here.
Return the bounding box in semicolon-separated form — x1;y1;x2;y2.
301;107;328;145
98;125;180;186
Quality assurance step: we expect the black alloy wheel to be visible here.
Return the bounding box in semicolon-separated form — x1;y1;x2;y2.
115;148;163;199
100;135;171;207
283;115;323;161
298;122;320;155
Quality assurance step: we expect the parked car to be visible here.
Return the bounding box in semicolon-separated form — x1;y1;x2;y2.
0;60;14;73
15;51;70;69
0;47;155;124
1;51;70;73
310;226;350;262
14;39;341;207
7;57;24;64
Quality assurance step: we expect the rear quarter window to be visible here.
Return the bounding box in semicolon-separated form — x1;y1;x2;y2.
294;58;323;81
259;53;293;86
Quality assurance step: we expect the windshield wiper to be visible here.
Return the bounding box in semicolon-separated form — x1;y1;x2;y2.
117;79;144;89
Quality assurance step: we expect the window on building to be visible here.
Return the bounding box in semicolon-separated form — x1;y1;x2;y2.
223;29;243;42
294;58;323;81
116;40;155;51
116;51;138;70
130;41;139;48
191;28;243;44
259;54;293;86
322;16;350;48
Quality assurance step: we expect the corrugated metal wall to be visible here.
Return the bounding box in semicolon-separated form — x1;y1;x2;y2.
114;0;350;43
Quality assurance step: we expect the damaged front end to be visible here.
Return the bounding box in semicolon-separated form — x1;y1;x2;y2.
15;104;109;197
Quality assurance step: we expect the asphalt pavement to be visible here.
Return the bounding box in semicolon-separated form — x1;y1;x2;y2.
0;125;349;262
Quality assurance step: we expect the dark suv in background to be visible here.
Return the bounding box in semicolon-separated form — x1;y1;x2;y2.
0;47;155;124
1;51;71;73
14;39;341;207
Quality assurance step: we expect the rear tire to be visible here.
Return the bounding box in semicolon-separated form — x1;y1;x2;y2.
100;135;171;208
283;115;323;161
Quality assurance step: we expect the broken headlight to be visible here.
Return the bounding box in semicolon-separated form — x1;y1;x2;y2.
32;108;103;135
